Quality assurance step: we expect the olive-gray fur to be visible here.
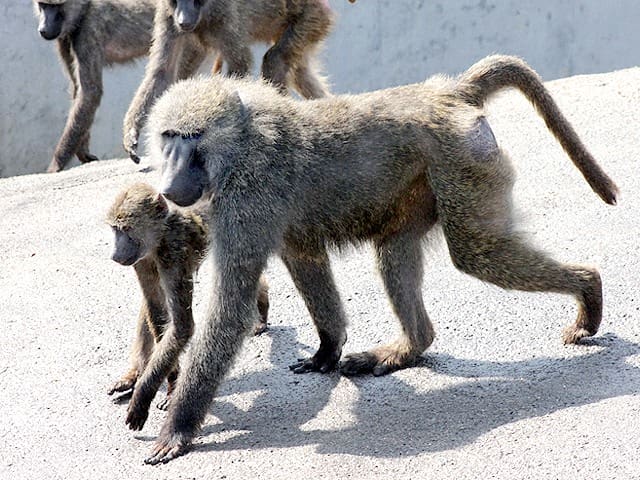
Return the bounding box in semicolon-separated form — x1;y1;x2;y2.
143;54;618;463
122;0;335;163
33;0;157;172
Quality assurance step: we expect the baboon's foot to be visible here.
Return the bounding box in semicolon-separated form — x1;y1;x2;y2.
145;431;193;465
261;49;290;94
340;343;420;377
77;150;99;164
289;343;341;374
108;370;138;395
46;159;64;173
563;268;602;345
562;325;595;344
126;391;153;430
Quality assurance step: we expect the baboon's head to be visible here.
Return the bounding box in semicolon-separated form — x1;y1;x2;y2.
168;0;206;33
149;77;250;208
33;0;86;40
106;183;169;266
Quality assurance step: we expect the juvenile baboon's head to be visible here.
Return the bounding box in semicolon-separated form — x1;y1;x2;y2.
149;77;250;208
106;183;169;266
167;0;207;33
33;0;87;40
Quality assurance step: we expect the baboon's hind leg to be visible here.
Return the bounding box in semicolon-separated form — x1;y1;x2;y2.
283;246;347;374
434;144;602;344
340;232;435;376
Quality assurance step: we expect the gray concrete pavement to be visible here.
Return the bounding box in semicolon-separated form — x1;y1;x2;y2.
1;69;639;479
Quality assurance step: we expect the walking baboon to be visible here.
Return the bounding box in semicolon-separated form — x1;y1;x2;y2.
122;0;334;162
141;55;617;463
33;0;156;172
106;183;269;430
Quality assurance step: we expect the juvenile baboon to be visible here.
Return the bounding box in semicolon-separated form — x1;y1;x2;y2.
106;183;269;430
141;55;617;463
33;0;157;172
122;0;334;162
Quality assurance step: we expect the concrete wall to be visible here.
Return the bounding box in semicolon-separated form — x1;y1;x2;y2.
1;0;638;177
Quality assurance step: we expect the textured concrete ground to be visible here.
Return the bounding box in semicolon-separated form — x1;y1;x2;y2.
1;69;639;479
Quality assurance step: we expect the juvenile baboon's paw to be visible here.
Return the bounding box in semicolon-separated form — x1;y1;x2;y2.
562;325;594;345
289;347;341;374
145;433;192;465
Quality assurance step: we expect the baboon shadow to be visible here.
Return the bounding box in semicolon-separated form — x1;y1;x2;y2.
196;331;640;458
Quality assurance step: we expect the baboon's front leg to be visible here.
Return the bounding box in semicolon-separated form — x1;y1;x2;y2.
109;261;167;397
282;247;347;374
126;265;191;430
262;1;333;98
145;247;267;464
47;38;103;172
122;15;183;163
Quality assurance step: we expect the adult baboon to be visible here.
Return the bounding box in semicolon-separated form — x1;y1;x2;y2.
122;0;334;162
33;0;156;172
141;55;617;463
106;183;269;430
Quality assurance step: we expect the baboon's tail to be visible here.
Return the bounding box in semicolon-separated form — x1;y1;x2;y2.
457;55;618;205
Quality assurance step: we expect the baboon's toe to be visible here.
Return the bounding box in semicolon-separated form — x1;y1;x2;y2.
156;395;171;411
562;325;594;344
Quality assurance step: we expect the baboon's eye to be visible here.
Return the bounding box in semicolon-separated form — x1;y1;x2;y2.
162;130;179;138
182;132;202;140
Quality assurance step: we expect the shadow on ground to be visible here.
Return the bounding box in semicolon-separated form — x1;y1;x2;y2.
162;328;640;458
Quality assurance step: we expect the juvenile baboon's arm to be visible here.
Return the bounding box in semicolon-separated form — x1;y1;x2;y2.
109;259;168;395
126;265;195;431
57;38;78;98
47;34;103;172
123;14;184;163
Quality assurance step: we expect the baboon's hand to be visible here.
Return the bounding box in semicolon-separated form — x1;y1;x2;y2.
289;345;341;374
123;127;141;164
126;397;151;431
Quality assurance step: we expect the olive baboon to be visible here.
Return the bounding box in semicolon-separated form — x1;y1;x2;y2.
106;183;269;430
141;55;617;463
122;0;334;162
33;0;156;172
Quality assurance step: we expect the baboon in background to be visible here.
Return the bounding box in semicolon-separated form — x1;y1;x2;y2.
106;183;269;430
140;54;618;463
33;0;222;173
33;0;156;172
122;0;334;162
